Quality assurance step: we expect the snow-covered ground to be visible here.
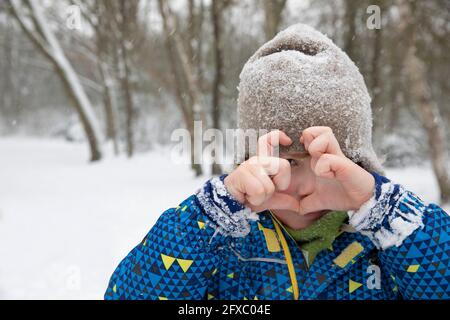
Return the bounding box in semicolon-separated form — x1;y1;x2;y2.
0;137;448;299
0;138;205;299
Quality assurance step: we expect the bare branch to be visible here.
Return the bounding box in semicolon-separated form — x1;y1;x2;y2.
7;0;52;59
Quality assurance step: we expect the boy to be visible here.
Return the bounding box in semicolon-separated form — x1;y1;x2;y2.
105;24;450;300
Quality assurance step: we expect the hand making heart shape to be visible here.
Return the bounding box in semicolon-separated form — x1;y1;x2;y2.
224;130;301;213
296;126;375;215
224;127;375;216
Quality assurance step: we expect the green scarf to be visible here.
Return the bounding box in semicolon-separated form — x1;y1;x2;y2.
280;211;348;267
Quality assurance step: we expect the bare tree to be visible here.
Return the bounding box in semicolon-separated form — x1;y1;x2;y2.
1;13;20;117
400;0;450;204
369;0;385;139
74;0;143;158
262;0;287;41
116;0;139;158
158;0;207;176
342;0;358;60
7;0;103;161
73;0;119;155
191;0;206;92
211;0;232;175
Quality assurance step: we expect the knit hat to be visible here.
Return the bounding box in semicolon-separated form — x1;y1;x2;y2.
237;23;384;175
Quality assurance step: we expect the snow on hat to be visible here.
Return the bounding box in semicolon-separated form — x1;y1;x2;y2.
237;23;384;174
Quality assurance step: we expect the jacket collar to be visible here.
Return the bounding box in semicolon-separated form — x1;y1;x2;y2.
265;210;376;300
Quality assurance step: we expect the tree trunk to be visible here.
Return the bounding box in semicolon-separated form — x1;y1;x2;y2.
370;2;383;140
92;1;119;156
196;0;205;92
2;15;16;116
406;51;450;204
98;60;119;155
401;0;450;205
343;0;358;61
158;0;205;176
211;0;227;175
118;1;137;158
120;49;134;158
387;48;402;132
8;0;102;162
263;0;287;41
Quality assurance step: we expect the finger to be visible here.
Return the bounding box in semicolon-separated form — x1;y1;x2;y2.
240;169;267;206
298;192;327;215
301;126;333;148
248;156;291;191
257;130;292;157
306;132;344;160
252;192;301;212
301;127;344;157
314;153;372;200
301;126;332;151
270;158;291;191
247;164;275;201
313;153;352;181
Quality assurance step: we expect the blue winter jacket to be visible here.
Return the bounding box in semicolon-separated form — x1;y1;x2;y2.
105;172;450;300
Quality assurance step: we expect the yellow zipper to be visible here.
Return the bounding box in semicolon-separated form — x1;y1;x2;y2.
270;214;299;300
268;210;299;244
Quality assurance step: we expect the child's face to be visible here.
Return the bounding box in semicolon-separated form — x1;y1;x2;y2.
271;151;332;229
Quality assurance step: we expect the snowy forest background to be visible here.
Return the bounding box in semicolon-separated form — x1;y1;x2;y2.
0;0;449;299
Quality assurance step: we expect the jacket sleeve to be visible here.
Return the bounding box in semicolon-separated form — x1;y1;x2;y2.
348;172;450;299
104;174;255;300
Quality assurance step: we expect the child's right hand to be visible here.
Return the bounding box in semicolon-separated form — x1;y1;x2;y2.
224;130;301;213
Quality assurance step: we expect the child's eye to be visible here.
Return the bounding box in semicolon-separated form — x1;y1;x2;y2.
287;159;299;167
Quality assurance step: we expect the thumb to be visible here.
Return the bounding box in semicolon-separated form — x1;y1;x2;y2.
251;192;300;213
313;153;353;181
310;153;375;211
298;192;327;215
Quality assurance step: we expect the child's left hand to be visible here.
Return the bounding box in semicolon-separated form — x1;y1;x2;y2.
298;126;375;215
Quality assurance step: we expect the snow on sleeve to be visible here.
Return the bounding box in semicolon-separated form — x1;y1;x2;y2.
348;172;425;250
195;174;258;238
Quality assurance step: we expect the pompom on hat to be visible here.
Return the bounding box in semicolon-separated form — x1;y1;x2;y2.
237;23;385;175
